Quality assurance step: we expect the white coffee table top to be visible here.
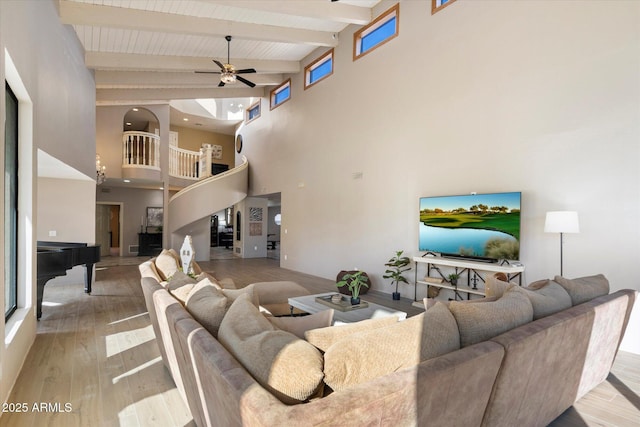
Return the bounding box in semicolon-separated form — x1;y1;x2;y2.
288;292;407;324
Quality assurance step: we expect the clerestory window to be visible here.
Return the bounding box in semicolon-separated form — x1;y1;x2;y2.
432;0;457;15
270;79;291;110
305;49;334;90
245;100;261;124
353;4;399;61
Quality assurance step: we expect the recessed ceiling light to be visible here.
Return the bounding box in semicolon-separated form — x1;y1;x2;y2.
132;108;139;112
183;117;189;121
123;179;131;183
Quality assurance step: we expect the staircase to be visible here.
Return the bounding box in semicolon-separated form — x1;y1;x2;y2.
168;156;248;258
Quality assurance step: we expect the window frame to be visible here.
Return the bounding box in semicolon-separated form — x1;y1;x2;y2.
353;3;399;61
270;79;292;110
5;82;18;321
304;48;334;90
432;0;457;15
245;100;261;124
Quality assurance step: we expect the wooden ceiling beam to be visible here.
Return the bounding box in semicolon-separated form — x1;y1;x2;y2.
59;0;339;47
202;0;372;25
86;52;300;74
96;87;265;103
95;70;284;89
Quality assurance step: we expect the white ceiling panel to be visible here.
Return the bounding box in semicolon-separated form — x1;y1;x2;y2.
62;0;383;131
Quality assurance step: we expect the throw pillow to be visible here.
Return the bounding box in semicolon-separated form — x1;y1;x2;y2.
190;259;203;275
323;302;460;391
267;310;334;339
222;284;260;308
138;259;162;282
155;249;180;281
184;281;228;337
553;274;609;306
523;279;572;319
485;275;515;298
218;294;325;404
449;285;534;347
218;277;237;289
487;276;573;320
166;270;197;304
195;271;223;290
304;315;400;353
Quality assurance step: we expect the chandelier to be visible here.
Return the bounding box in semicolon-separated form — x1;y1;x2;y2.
96;154;106;185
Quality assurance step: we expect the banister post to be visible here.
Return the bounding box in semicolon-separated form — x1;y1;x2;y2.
199;143;213;179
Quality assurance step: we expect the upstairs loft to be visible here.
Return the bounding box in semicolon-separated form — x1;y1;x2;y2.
121;130;231;186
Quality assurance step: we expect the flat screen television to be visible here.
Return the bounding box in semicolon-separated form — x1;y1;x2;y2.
419;192;521;262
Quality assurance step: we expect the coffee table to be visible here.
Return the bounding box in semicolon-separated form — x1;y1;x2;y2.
288;292;407;324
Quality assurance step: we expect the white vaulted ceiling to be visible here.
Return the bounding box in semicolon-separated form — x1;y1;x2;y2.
60;0;381;109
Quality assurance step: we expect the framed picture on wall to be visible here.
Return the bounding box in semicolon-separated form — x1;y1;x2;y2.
146;207;163;232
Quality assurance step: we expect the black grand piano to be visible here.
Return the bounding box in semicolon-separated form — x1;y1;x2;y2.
36;241;101;319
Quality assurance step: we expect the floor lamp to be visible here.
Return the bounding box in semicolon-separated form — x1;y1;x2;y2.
544;211;579;276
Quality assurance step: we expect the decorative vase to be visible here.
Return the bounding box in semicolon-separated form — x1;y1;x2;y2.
350;297;360;305
392;292;401;301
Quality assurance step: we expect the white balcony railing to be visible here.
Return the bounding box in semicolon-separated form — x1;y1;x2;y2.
123;132;220;181
122;131;160;169
169;145;200;180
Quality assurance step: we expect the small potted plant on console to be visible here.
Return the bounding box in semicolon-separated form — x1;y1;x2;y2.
383;250;412;300
336;270;369;305
448;273;460;286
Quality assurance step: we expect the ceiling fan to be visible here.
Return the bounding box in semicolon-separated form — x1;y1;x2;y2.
196;35;257;88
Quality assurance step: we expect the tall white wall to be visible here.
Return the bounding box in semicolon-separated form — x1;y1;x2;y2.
0;0;97;408
237;0;640;353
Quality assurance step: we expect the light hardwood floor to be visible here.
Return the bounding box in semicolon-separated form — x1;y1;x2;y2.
2;256;639;426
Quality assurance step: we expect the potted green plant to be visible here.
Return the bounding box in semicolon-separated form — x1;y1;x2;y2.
336;270;369;305
448;273;460;286
383;250;412;300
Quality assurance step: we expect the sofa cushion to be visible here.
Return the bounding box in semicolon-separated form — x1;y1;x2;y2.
323;302;460;391
554;274;609;306
449;285;534;347
166;270;197;304
267;310;334;339
155;249;181;281
184;281;228;337
304;315;400;352
217;293;325;404
486;277;572;320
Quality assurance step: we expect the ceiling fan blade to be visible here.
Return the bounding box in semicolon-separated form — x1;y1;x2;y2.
218;81;225;87
195;71;221;74
213;59;225;70
236;68;256;74
236;75;256;88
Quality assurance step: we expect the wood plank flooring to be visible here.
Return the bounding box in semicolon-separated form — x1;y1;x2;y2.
2;256;638;426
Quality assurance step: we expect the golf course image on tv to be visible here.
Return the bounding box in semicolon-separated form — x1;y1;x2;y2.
419;192;521;261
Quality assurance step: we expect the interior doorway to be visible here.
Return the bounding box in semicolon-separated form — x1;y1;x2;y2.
96;202;124;257
266;193;281;260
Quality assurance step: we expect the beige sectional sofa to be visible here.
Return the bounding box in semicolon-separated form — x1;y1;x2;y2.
139;256;636;427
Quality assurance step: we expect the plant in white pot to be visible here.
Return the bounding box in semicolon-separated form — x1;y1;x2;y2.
383;250;412;300
336;270;369;305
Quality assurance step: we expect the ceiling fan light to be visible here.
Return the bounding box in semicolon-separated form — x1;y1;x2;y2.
221;72;236;84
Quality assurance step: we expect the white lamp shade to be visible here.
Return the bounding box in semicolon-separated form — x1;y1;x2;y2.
544;211;579;233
